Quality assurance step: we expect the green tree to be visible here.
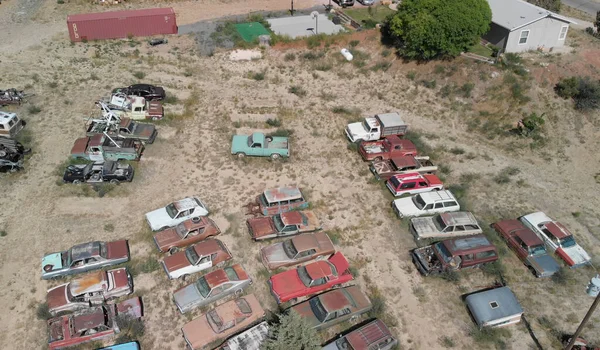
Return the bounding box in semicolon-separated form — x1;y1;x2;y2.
383;0;492;60
262;310;320;350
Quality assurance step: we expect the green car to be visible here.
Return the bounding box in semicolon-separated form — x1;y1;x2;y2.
231;132;289;159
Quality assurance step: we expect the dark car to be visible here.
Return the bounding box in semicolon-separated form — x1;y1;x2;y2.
112;84;166;101
0;158;23;173
63;161;134;184
334;0;354;7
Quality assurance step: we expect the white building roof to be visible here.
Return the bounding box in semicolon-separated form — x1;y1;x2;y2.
487;0;575;31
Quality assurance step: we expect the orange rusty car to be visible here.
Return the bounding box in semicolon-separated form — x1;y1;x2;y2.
153;216;221;254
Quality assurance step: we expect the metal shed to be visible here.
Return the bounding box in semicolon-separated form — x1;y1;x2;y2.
465;286;524;328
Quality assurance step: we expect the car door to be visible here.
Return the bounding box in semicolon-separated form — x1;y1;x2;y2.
278;200;291;214
422;203;434;215
432;202;444;214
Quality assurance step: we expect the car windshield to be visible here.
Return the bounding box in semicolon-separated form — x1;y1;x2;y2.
297;266;312;287
165;203;177;219
389;177;401;189
185;247;200;264
99;242;107;258
362;120;370;132
273;214;284;232
259;194;268;207
559;236;576;248
529;244;547;256
175;223;188;238
283;240;298;259
207;309;223;333
434;243;453;263
412;194;426;209
433;215;447;231
224;267;240;281
309;297;328;322
195;277;210;298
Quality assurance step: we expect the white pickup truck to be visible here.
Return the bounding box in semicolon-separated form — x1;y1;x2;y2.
345;112;408;143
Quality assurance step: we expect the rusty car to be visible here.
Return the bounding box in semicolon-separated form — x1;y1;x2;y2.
47;297;143;350
181;294;265;350
246;186;309;216
112;84;166;101
145;197;209;231
153;216;221;254
86;115;157;144
0;111;26;139
358;136;417;162
42;240;130;280
70;134;144;162
290;285;372;331
410;211;483;242
101;96;164;120
261;232;335;270
0;88;28;106
46;268;133;315
322;319;398;350
411;235;498;276
247;210;321;241
221;321;269;350
268;252;352;304
161;239;232;280
370;155;437;181
62;161;134;185
173;264;252;313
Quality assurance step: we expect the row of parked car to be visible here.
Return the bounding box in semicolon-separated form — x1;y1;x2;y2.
345;112;593;329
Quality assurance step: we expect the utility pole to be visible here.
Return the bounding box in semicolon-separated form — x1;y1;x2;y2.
564;276;600;350
290;0;295;16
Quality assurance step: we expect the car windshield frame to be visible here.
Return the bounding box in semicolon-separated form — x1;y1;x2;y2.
185;247;200;265
309;297;328;323
362;120;371;133
529;244;547;256
282;239;299;259
434;242;453;263
297;266;313;287
175;223;188;238
433;215;447;231
559;236;576;248
195;277;210;298
273;214;285;232
412;194;426;209
165;203;178;219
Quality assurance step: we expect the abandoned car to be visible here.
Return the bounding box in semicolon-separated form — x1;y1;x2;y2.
410;211;483;241
345;112;408;143
70;134;144;162
62;161;134;184
370;155;437;181
0;158;23;173
392;190;460;218
358;136;417;162
0;88;28;106
246;186;309;216
247;210;321;241
153;216;221;254
145;197;209;231
161;239;232;280
261;232;335;270
322;319;398;350
385;172;443;197
0;111;26;139
231;132;289;159
112;84;166;101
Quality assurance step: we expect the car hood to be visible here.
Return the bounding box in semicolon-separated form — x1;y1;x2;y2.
262;243;293;268
346;122;367;139
106;240;129;260
270;269;304;298
182;314;215;348
558;245;591;267
163;251;191;273
248;217;276;239
153;228;180;252
145;208;172;231
131;122;156;138
42;252;63;273
173;283;204;311
46;284;69;311
231;135;249;151
393;198;418;216
410;217;437;238
527;254;560;277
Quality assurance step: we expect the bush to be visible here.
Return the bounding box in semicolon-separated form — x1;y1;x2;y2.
266;118;282;127
104;224;115;232
263;311;320;350
28;105;41;114
555;77;579;99
349;40;360;48
271;128;294;137
0;230;6;237
284;52;296;61
460;83;475;98
288;85;307;97
249;71;265;81
133;71;146;79
555;76;600;110
383;0;492;60
421;79;437;89
115;314;145;344
469;326;511;347
528;0;561;12
37;303;52;320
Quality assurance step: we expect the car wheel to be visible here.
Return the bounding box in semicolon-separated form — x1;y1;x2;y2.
237;153;246;158
109;179;120;185
169;247;179;255
181;274;190;281
270;153;280;160
374;157;383;162
234;289;243;297
73;180;82;185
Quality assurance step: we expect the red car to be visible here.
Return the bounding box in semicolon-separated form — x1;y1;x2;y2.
47;297;143;350
358;136;417;162
268;252;352;304
385;172;443;197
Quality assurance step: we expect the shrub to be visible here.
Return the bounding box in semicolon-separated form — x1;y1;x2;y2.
421;79;437;89
284;52;296;61
266;118;282;127
115;314;145;344
28;105;41;114
349;40;360;48
460;82;475;98
36;303;52;320
555;76;600;110
48;81;58;88
104;224;115;232
0;230;6;237
263;311;321;350
132;71;146;79
57;0;64;3
552;267;574;285
481;261;506;277
555;77;579;99
271;128;294;137
250;71;265;81
288;85;307;97
406;71;417;80
469;326;511;347
517;112;545;136
163;95;179;104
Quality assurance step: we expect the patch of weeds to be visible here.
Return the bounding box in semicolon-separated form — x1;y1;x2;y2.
284;52;296;61
326;229;343;245
163;95;179;104
0;230;6;237
348;266;360;277
48;81;58;88
572;212;581;218
469;326;511;347
266;118;282;127
381;49;391;57
551;267;574;285
439;270;461;283
57;0;65;3
331;106;360;117
420;79;437;89
406;71;417;80
115;314;145;344
28;105;42;114
439;336;456;348
493;166;519;184
440;84;455;98
349;40;360;48
449;147;465;155
412;286;427;302
132;71;146;80
249;70;266;81
104;224;115;232
305;34;326;49
371;61;392;72
288;85;307;97
127;257;161;276
404;132;434;156
460;83;475;98
347;143;358;152
36;303;52;320
438;164;451;174
302;51;324;60
314;62;333;71
31;73;40;82
271;129;294;137
481;261;506;277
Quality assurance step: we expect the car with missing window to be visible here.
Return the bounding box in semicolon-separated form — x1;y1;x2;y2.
410;212;483;241
46;268;133;315
145;197;209;231
247;210;321;241
173;264;251;313
519;212;591;268
261;232;335;270
153;216;221;254
112;84;166;101
392;190;460;219
181;294;265;350
62;161;134;185
41;240;130;280
268;252;352;304
370;155;437;181
492;219;560;277
322;319;398;350
246;186;309;216
161;239;232;280
411;235;498;276
386;172;443;197
291;286;372;331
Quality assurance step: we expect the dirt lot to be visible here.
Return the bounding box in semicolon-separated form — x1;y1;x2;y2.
1;0;600;349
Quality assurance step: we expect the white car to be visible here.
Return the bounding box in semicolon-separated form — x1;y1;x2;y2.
519;212;591;268
410;212;482;241
145;197;209;231
392;190;460;219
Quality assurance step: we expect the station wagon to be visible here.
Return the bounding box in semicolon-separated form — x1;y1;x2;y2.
248;187;309;216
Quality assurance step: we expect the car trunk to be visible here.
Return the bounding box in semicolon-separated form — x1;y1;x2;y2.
106;240;129;260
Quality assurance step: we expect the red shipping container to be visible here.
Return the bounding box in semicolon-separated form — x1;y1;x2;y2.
67;7;177;42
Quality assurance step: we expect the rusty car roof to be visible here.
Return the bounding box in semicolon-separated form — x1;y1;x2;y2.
192;239;228;257
391;156;418;168
70;241;102;261
69;270;107;295
319;285;370;312
182;216;210;230
173;197;200;211
443;235;496;255
204;264;248;288
88;134;104;147
305;261;335;280
71;137;90;155
72;307;107;333
292;232;333;252
263;187;303;203
345;319;394;349
495;220;543;246
543;221;572;239
439;212;478;226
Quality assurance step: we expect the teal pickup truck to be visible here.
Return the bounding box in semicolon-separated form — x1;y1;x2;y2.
231;132;289;159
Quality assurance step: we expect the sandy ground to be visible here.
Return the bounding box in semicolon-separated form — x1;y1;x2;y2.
1;1;600;350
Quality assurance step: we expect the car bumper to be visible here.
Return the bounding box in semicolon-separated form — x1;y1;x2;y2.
267;280;281;304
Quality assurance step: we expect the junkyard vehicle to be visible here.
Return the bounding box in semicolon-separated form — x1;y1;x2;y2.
47;297;143;350
145;197;209;231
71;134;144;162
247;210;321;241
0;138;30;159
154;216;221;254
100;96;164;121
221;321;269;350
370;155;437;181
334;0;355;7
519;212;591;268
345;112;408;143
392;190;460;219
290;285;372;331
46;268;133;315
112;84;166;101
62;161;134;185
0;88;28;106
0;158;23;173
86;112;157;144
162;239;232;280
41;240;130;280
173;264;252;313
492;219;560;277
411;235;498;276
181;294;265;350
386;172;443;197
269;252;352;304
231;132;289;159
322;319;398;350
98;342;140;350
261;232;335;270
246;186;309;216
0;111;26;139
359;136;417;162
410;211;483;241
